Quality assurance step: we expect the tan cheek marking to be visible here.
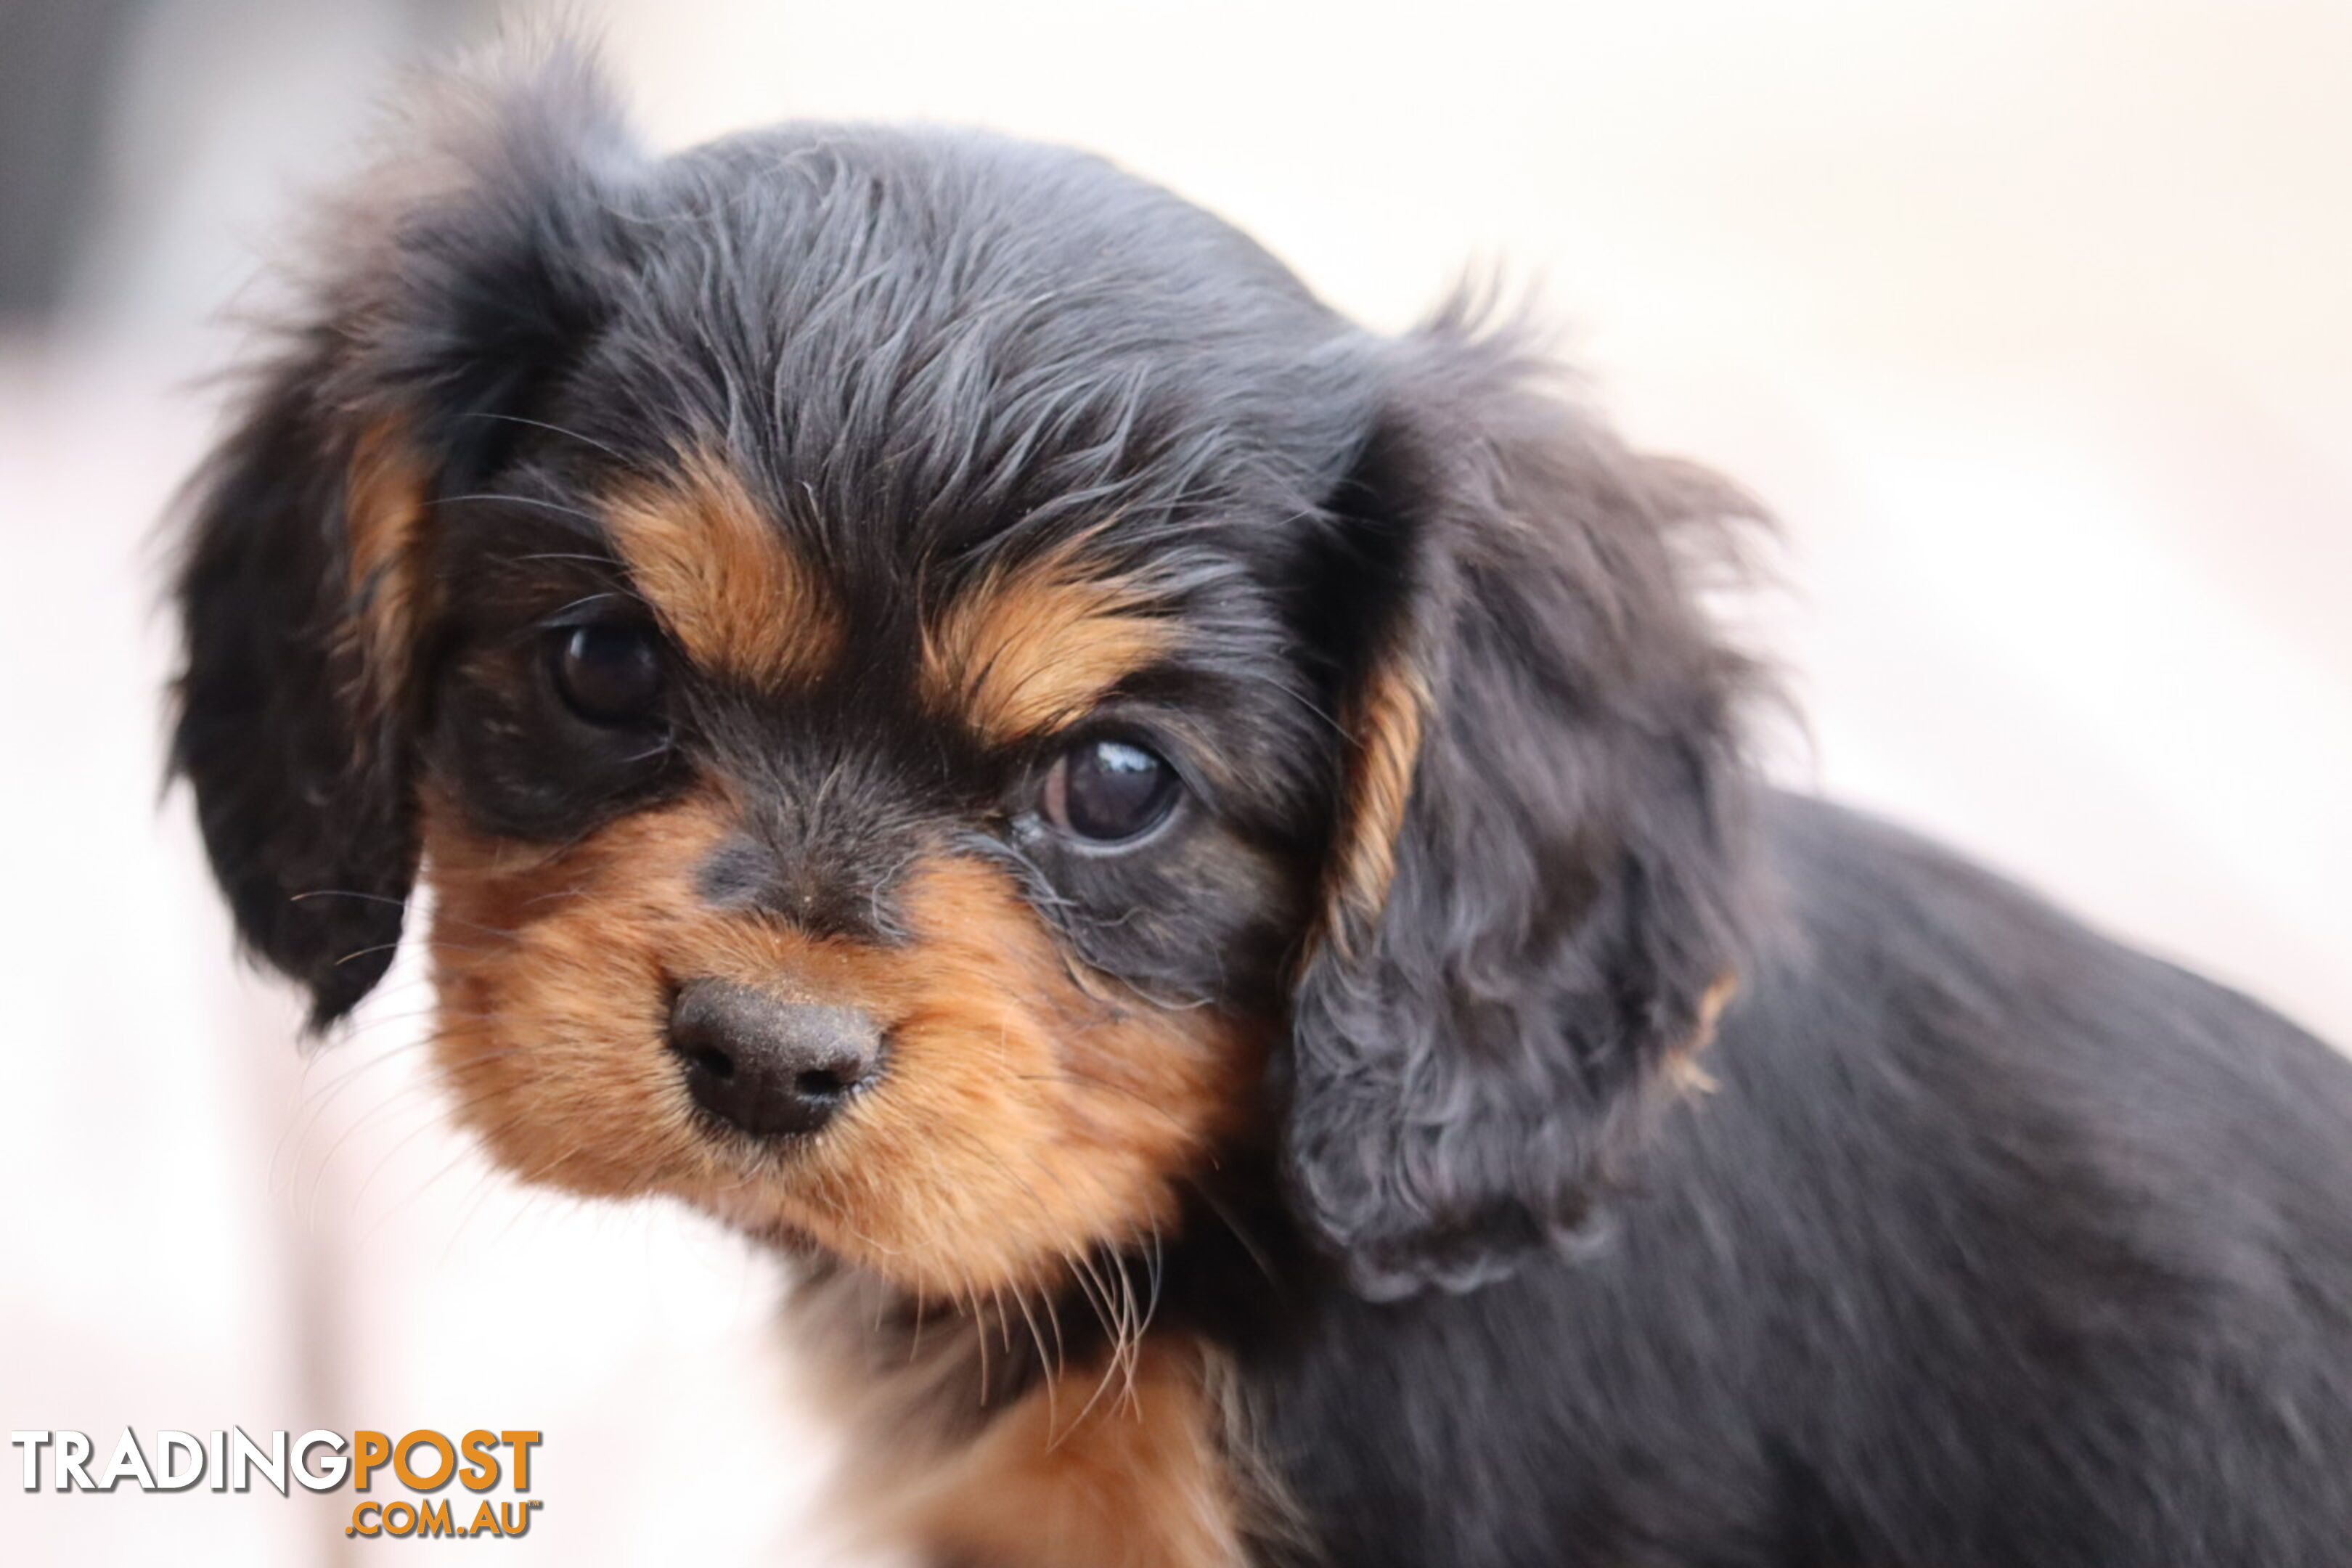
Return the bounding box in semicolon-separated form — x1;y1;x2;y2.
420;789;743;1197
340;420;436;723
775;854;1266;1297
604;451;840;687
1321;650;1428;952
922;540;1177;744
904;1339;1255;1568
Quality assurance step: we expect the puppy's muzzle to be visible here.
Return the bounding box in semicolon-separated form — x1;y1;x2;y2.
667;979;883;1137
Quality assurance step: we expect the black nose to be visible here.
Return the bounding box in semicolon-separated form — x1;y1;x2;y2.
666;980;883;1138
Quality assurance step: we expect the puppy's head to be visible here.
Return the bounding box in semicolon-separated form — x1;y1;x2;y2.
172;48;1757;1302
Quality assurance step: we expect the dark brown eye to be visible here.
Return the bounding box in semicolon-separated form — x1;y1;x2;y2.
550;623;663;724
1042;738;1180;844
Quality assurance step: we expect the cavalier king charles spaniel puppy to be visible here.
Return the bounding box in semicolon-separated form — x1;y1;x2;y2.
170;43;2352;1568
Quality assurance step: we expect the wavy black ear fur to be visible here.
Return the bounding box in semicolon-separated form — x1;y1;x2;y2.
170;44;637;1027
1284;304;1763;1299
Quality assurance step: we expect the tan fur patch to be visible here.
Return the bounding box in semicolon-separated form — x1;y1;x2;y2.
340;420;436;722
922;538;1177;744
420;785;1265;1302
1664;971;1740;1099
603;452;840;687
1323;651;1429;948
904;1338;1251;1568
788;1268;1270;1568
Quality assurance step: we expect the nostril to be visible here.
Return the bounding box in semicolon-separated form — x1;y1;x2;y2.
793;1065;851;1100
685;1045;736;1081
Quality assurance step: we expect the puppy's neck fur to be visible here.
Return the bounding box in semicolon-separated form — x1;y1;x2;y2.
785;1256;1286;1568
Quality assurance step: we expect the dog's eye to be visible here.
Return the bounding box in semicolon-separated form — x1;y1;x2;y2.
1041;738;1180;844
549;623;664;724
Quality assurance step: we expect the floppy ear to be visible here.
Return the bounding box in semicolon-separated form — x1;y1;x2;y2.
170;44;637;1026
1283;306;1760;1299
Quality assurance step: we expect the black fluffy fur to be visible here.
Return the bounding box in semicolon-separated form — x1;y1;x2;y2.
171;45;2352;1565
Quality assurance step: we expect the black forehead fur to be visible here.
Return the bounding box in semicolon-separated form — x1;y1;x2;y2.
592;126;1376;563
411;59;1384;635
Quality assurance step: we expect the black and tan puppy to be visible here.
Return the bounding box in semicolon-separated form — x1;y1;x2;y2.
170;46;2352;1567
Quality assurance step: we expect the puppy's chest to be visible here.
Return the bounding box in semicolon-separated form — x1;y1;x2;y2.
788;1273;1264;1568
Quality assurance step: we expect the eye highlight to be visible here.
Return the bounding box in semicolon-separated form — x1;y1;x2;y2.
548;622;664;725
1041;736;1181;846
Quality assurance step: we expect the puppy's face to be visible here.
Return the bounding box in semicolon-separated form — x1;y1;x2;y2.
408;440;1315;1297
173;53;1755;1302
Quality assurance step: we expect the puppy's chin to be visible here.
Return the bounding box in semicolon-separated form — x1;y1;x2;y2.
695;1186;825;1257
417;788;1265;1300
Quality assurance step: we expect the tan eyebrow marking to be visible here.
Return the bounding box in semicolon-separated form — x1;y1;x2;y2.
603;451;841;687
920;537;1179;744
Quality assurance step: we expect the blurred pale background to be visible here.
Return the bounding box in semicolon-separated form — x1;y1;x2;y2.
1;1;2345;1561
